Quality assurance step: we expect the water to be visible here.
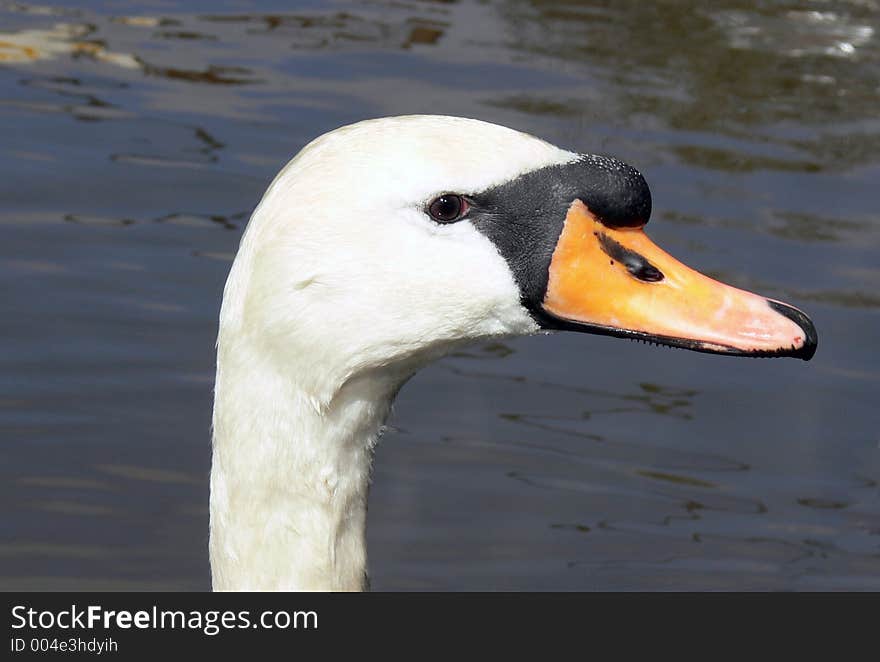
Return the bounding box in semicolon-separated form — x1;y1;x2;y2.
1;0;877;590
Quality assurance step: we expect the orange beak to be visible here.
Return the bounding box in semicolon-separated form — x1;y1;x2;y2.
541;200;817;359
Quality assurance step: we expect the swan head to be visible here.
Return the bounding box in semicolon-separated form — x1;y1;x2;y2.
220;115;816;405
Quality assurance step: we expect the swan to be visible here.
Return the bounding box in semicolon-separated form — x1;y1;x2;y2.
210;115;817;591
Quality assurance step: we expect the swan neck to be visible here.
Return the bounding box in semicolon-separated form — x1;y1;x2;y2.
210;355;397;591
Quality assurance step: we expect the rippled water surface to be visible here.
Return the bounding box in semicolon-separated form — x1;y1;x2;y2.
1;0;878;590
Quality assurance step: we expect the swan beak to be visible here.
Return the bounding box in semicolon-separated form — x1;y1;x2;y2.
540;200;818;359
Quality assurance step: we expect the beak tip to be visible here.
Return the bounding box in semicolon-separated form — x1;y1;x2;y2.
797;337;818;361
767;299;818;361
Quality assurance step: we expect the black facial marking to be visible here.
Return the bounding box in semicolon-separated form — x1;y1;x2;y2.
468;155;652;308
597;233;664;282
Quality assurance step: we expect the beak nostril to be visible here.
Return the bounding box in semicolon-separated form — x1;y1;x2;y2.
597;232;664;282
632;263;664;282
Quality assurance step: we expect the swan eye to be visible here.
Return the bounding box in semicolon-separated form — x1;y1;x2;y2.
427;194;469;223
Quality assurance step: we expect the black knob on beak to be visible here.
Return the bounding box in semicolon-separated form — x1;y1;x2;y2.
575;155;652;229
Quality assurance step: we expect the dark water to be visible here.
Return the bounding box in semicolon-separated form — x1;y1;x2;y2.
1;0;878;590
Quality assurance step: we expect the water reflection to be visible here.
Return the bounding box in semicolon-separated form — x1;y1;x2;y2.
201;11;449;50
143;64;258;85
496;0;880;167
446;361;698;420
714;8;874;59
0;22;140;68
